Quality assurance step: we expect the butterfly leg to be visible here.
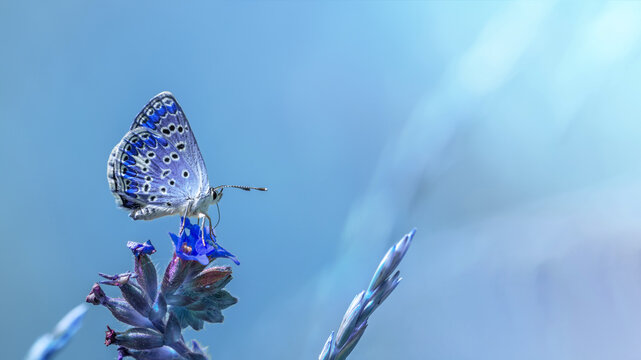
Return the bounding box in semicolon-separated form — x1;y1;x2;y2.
204;213;216;241
198;213;207;246
178;209;189;236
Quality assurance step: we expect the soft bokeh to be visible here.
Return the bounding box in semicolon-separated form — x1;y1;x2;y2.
2;1;641;359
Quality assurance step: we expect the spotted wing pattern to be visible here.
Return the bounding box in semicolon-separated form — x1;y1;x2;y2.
129;92;209;191
107;92;211;218
107;127;204;214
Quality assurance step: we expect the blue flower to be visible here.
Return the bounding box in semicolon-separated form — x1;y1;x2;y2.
127;240;156;256
169;218;239;266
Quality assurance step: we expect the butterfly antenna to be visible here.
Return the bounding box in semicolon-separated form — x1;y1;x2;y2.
212;185;268;192
214;203;221;229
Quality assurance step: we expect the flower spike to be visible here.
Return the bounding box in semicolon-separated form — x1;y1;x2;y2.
319;229;416;360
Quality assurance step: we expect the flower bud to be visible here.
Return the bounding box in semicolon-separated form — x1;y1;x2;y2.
135;254;158;303
188;266;231;290
105;326;164;350
86;283;106;305
87;284;154;328
120;281;151;317
127;240;156;256
100;273;152;317
161;254;191;295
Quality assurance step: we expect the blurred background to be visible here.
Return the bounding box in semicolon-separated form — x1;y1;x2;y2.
3;1;641;359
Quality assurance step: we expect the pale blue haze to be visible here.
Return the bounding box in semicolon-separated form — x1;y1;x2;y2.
3;1;641;360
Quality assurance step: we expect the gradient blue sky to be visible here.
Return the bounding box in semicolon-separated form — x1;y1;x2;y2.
3;1;641;360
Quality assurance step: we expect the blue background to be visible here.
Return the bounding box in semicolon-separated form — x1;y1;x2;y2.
4;1;641;359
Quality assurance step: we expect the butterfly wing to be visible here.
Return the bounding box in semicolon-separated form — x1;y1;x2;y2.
107;127;206;219
129;91;209;192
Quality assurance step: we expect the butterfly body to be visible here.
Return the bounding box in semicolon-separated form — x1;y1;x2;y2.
107;91;260;228
128;187;221;221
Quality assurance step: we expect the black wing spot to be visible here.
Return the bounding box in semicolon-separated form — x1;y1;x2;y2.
163;156;171;164
160;187;167;193
162;128;170;135
182;170;189;178
150;196;156;201
171;152;179;160
169;179;175;186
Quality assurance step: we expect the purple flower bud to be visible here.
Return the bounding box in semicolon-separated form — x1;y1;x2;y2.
161;254;192;295
188;266;231;290
99;272;136;286
134;253;158;304
105;326;164;350
127;240;156;256
120;283;151;317
100;273;151;317
107;298;155;329
105;326;116;346
86;284;154;328
86;283;106;305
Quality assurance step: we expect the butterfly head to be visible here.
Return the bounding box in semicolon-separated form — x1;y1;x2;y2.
209;187;224;205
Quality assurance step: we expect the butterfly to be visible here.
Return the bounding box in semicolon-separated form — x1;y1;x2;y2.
107;91;266;240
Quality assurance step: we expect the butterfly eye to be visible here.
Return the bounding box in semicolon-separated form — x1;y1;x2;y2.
212;191;217;200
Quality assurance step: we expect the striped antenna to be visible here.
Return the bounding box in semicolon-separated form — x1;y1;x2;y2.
212;185;268;192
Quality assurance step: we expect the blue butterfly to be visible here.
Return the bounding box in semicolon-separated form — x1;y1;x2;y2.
107;91;266;238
